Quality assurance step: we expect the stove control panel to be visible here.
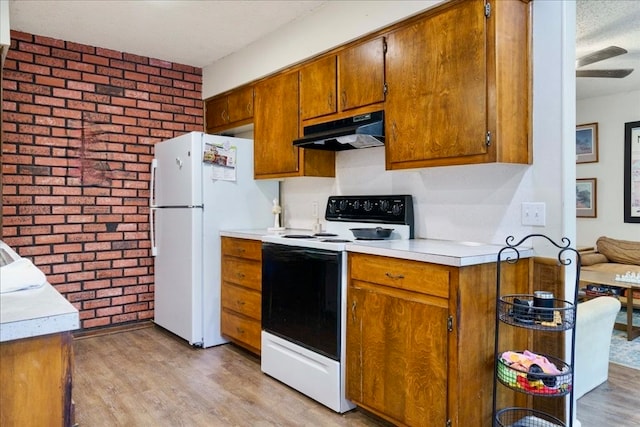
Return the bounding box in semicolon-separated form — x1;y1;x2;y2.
325;195;414;227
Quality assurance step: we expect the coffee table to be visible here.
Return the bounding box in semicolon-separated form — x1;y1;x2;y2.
579;269;639;341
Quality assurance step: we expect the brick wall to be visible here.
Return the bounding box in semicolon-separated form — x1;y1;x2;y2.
1;31;203;329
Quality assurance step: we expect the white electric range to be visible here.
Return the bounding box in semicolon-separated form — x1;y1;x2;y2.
260;195;414;413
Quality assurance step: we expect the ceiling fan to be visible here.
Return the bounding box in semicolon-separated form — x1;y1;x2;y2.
576;46;634;78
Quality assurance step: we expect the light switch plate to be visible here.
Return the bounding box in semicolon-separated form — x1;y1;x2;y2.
522;202;546;226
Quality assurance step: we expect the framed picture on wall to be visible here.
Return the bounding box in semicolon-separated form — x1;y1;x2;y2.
576;178;597;218
576;122;599;163
624;120;640;223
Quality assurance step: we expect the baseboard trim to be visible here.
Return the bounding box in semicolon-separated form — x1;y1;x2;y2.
73;320;154;340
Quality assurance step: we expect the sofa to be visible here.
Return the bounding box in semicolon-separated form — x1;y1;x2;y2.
580;236;640;302
580;236;640;274
574;296;621;399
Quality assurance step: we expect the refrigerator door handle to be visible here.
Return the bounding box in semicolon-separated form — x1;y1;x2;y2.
150;158;158;208
150;207;157;256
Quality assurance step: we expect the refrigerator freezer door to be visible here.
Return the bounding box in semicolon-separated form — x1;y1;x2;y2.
154;207;204;346
154;132;203;207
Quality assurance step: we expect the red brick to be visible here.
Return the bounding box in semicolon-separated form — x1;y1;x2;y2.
35;75;65;88
97;306;123;317
112;313;138;323
4;31;203;332
96;287;123;298
83;317;111;328
124;302;148;313
67;271;97;282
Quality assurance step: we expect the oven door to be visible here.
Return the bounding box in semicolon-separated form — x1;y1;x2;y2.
262;242;341;360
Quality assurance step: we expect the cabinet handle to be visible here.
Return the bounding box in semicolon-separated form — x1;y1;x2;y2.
341;91;347;109
221;109;229;122
385;272;405;279
236;300;245;306
328;92;333;109
236;273;245;279
351;300;357;322
391;121;398;141
247;103;252;114
235;248;246;254
236;327;245;334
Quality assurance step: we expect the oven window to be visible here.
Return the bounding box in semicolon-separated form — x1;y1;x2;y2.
262;243;341;360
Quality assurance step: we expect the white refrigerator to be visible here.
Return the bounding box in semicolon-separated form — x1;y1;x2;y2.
150;132;278;348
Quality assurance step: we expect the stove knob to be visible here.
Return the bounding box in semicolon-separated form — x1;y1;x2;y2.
339;200;348;211
379;200;390;212
363;200;373;211
392;203;402;216
328;200;337;214
353;200;360;210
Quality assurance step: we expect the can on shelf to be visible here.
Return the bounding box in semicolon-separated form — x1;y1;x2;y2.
533;291;554;321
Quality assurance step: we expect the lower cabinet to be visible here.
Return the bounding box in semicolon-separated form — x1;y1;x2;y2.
346;252;529;427
0;332;74;426
220;237;263;355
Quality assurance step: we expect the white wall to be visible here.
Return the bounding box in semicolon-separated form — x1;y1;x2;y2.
576;90;640;247
203;1;574;250
202;1;438;97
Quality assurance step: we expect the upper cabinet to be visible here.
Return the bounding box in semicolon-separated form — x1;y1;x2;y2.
339;37;386;113
300;37;386;123
385;0;531;170
205;85;254;134
254;71;335;179
205;0;531;175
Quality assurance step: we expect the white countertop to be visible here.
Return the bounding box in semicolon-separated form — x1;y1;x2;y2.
0;282;80;342
346;238;534;267
220;228;278;240
220;229;533;267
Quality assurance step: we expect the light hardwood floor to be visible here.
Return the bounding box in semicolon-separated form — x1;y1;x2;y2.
73;325;639;427
73;325;391;427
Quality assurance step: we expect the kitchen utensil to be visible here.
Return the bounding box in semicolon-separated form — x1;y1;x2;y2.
349;227;394;240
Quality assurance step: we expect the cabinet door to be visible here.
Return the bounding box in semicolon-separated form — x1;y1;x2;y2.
254;71;300;178
228;86;254;123
205;96;229;131
300;55;337;120
339;37;385;111
385;0;487;167
347;282;449;426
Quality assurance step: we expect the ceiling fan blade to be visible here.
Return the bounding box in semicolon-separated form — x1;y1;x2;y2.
576;46;628;68
576;69;634;78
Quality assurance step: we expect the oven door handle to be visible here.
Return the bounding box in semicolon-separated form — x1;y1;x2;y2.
304;250;340;262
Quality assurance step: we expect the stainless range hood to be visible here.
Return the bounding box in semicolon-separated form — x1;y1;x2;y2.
293;110;384;151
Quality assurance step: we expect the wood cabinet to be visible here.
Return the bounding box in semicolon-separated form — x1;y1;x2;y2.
0;332;74;426
346;252;530;427
300;37;386;123
205;85;254;134
220;237;263;354
254;71;335;179
385;0;531;170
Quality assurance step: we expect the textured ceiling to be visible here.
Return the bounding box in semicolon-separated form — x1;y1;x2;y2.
8;0;328;68
576;0;640;99
7;0;640;99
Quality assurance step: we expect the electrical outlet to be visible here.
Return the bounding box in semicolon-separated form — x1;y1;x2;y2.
521;202;546;226
312;201;319;219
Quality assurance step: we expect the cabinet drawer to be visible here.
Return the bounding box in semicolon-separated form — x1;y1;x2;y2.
349;253;450;298
221;310;261;352
221;237;262;261
221;283;261;321
221;257;261;291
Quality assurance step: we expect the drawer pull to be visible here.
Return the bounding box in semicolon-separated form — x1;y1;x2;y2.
236;273;245;279
236;300;245;306
236;327;245;334
385;272;405;279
